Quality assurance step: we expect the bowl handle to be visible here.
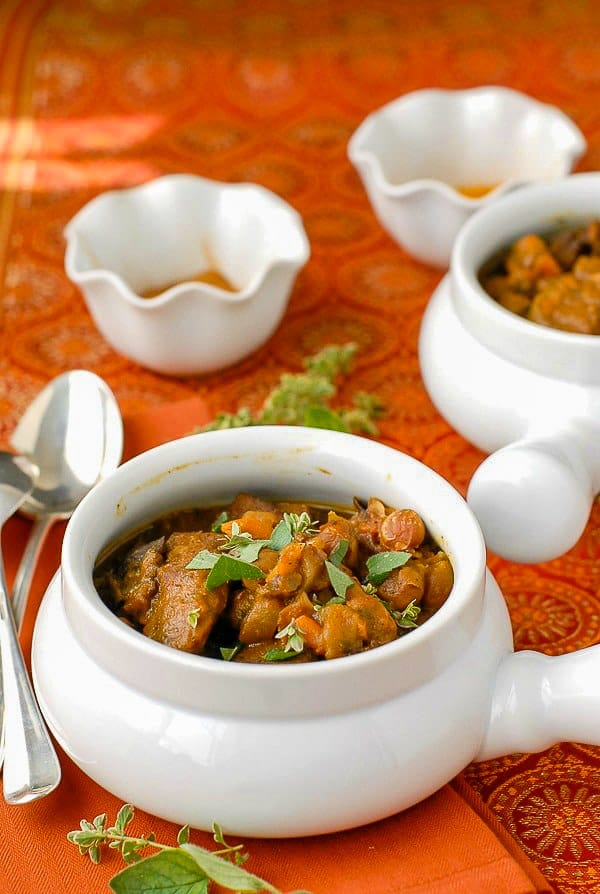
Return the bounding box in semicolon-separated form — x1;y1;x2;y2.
477;645;600;760
466;434;594;563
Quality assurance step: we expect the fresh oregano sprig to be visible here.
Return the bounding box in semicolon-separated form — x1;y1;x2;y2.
198;343;384;435
68;805;311;893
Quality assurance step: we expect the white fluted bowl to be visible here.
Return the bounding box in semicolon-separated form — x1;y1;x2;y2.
64;175;310;376
348;87;586;268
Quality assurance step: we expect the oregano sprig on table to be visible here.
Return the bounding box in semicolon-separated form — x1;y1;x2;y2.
67;804;311;894
197;343;384;435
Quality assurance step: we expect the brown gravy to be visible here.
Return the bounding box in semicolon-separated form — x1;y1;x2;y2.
140;269;236;298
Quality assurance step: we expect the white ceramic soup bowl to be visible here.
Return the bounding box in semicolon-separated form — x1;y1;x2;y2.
32;427;600;837
348;86;585;268
419;173;600;564
64;175;310;376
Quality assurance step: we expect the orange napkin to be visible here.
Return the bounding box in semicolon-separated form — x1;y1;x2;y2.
0;397;551;894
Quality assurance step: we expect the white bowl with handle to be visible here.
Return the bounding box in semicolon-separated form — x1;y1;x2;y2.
31;426;600;836
64;174;310;376
419;173;600;563
348;86;586;268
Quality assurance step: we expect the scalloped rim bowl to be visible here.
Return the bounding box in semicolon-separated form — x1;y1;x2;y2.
64;174;310;376
348;86;586;268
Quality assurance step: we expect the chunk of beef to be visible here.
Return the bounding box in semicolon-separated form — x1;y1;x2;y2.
228;493;278;517
421;552;454;613
528;273;600;334
309;511;359;570
276;592;315;630
549;221;600;269
349;497;386;553
346;584;397;648
238;595;282;644
319;603;368;659
505;234;561;285
142;530;227;653
260;541;328;599
108;536;165;625
378;562;425;611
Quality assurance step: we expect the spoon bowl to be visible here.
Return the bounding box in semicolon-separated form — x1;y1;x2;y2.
10;371;123;626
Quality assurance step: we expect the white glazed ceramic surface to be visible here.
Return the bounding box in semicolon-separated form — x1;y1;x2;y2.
419;173;600;563
31;427;600;836
348;87;585;268
64;175;310;376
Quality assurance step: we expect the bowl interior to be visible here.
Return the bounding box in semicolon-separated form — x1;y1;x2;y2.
451;173;600;383
355;89;583;190
66;175;307;297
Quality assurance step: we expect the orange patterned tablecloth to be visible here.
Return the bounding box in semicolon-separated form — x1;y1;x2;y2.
2;2;600;892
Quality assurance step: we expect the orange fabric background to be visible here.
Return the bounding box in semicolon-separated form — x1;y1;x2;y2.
1;1;600;892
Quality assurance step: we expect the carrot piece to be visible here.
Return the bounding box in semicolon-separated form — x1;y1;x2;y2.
221;511;278;540
295;614;324;652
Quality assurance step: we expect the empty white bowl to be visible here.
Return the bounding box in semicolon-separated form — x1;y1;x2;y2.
64;175;310;376
348;87;586;268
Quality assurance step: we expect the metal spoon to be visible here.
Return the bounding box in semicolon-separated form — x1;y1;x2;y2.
0;450;61;802
10;370;123;629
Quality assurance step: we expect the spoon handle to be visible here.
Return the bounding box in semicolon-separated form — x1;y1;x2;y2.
12;515;54;631
0;557;61;803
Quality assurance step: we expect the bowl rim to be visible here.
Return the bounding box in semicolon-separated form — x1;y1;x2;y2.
347;85;586;205
60;426;487;718
63;173;311;308
450;172;600;384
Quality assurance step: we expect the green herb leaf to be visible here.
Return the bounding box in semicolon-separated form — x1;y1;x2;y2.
322;595;346;606
67;830;99;849
186;550;219;571
325;561;354;599
188;609;201;630
112;805;134;837
211;511;229;532
267;519;293;551
227;540;264;563
328;539;349;567
206;555;265;589
182;843;279;893
396;599;422;629
264;648;301;662
303;405;349;432
220;643;242;661
109;849;209;893
197;343;383;437
93;813;108;831
220;523;253;553
177;825;190;846
366;551;411;586
121;840;144;864
275;621;305;654
282;512;318;538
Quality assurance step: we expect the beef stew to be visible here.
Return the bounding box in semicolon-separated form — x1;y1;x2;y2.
480;220;600;334
94;493;453;663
